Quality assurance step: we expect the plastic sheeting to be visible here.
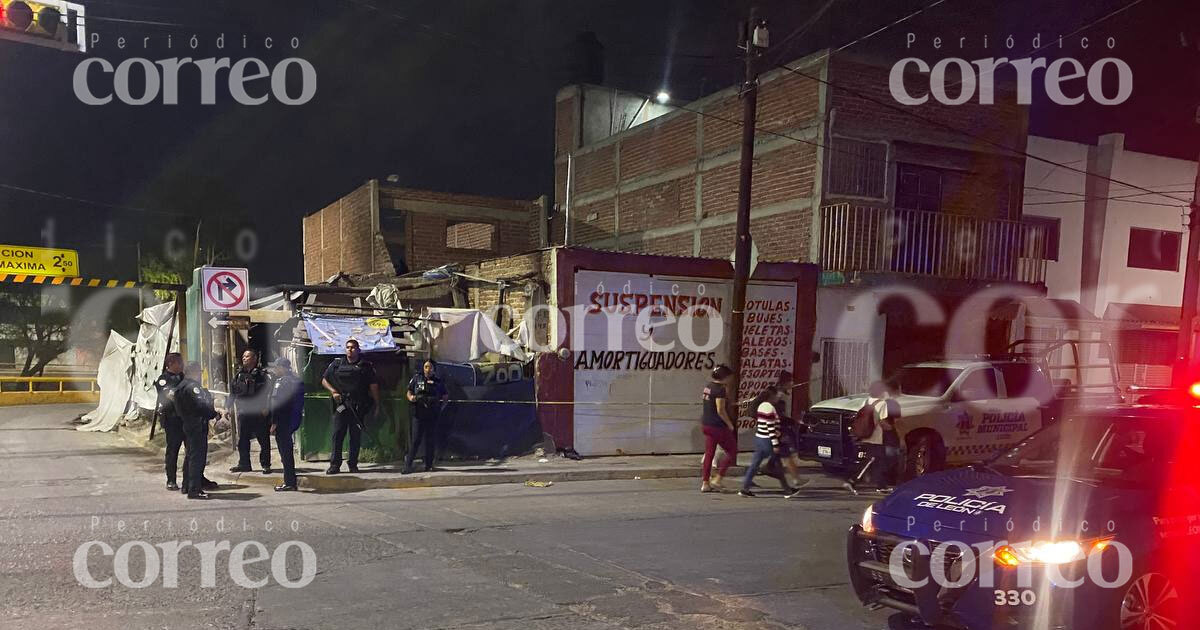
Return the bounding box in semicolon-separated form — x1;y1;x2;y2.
129;301;179;411
436;362;540;459
424;308;527;363
303;315;396;354
77;331;134;432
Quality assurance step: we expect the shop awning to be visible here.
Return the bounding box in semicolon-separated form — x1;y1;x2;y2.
1104;302;1181;329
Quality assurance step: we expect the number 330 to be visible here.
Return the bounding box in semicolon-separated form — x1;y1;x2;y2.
994;589;1036;606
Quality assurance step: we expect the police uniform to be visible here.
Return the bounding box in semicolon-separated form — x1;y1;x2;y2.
155;370;185;488
268;372;305;488
231;365;271;471
405;371;448;473
322;356;378;471
166;377;220;496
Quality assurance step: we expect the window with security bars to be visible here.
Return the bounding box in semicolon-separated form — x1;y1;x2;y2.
821;339;870;399
826;138;887;198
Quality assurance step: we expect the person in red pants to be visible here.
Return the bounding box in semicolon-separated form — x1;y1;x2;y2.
699;365;737;492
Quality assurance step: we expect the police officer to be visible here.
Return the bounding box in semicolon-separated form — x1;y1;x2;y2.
168;362;221;499
156;354;186;491
321;339;380;474
404;359;448;474
229;349;272;474
268;358;305;491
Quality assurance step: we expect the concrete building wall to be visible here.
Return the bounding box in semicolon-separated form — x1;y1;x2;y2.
1097;145;1196;317
1023;134;1198;318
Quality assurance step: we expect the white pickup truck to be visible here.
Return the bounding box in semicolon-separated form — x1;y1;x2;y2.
801;340;1122;479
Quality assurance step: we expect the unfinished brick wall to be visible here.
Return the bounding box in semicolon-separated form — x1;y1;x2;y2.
551;58;825;264
462;250;554;348
302;182;390;283
552;52;1029;268
826;56;1027;219
304;182;536;282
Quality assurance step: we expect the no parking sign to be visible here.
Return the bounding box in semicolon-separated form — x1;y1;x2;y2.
201;267;249;312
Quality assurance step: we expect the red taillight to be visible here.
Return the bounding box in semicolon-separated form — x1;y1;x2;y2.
1188;382;1200;400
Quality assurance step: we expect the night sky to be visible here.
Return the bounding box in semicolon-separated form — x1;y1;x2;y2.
0;0;1195;286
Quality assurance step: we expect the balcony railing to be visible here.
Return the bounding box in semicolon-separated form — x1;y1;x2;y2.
820;204;1047;284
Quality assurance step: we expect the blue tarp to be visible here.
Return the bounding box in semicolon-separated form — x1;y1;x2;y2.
434;362;541;459
303;315;396;354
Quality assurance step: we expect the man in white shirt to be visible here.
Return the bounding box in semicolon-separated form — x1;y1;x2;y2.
845;381;898;493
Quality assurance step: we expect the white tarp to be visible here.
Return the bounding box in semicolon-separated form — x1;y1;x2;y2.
423;308;527;363
129;301;179;411
77;331;134;432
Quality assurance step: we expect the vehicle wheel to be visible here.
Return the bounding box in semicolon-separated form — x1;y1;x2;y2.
1116;571;1179;630
904;433;943;480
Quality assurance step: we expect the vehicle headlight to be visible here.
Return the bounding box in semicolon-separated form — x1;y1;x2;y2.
993;538;1111;567
861;505;875;533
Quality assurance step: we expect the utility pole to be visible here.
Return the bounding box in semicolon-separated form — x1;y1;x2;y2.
1175;140;1200;386
728;8;768;404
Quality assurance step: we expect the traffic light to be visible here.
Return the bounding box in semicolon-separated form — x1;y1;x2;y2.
0;0;85;52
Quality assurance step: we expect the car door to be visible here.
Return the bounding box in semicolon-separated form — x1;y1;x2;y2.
950;367;1025;462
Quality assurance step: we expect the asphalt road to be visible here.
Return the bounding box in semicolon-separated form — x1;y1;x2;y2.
0;404;886;630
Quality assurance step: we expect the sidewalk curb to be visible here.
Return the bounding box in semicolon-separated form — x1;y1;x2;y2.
212;465;757;492
116;425;819;493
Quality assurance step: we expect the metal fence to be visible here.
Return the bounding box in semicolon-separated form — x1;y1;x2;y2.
0;376;99;406
820;204;1048;284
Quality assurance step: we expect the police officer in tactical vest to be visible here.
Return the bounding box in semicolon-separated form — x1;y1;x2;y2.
404;359;449;474
321;339;380;474
167;361;222;499
229;349;272;474
268;358;305;491
156;354;186;491
158;354;219;493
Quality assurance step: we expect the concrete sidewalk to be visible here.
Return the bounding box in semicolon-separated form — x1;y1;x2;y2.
113;416;825;492
210;449;826;492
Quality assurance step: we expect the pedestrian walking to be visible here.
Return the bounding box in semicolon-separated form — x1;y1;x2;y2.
404;359;448;474
229;349;272;474
167;362;221;499
845;381;899;494
759;371;803;493
739;386;797;497
699;364;737;492
268;358;305;491
321;339;380;474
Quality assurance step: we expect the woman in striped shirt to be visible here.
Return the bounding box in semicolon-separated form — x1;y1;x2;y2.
739;386;797;497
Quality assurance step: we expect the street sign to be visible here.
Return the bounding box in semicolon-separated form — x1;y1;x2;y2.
729;238;760;279
0;244;79;277
201;267;249;312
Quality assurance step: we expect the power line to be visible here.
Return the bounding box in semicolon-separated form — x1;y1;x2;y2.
772;61;1195;206
0;182;190;218
942;0;1150;93
764;0;841;63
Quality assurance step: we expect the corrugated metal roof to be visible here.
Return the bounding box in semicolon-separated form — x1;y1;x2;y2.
1104;302;1181;325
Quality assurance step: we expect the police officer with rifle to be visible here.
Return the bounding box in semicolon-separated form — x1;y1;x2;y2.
321;339;380;474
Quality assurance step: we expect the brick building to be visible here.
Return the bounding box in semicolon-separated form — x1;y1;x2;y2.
549;51;1050;401
302;180;543;283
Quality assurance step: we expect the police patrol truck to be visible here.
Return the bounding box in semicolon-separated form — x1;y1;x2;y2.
802;340;1121;479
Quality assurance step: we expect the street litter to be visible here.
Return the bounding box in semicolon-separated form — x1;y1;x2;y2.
524;480;553;487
